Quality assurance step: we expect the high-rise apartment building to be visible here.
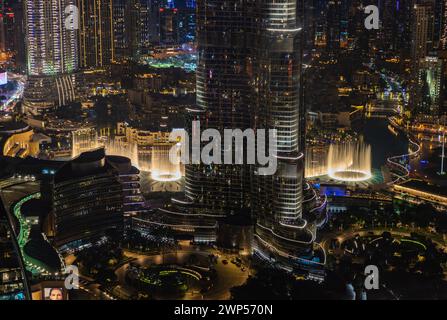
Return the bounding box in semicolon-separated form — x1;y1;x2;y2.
378;0;413;55
159;7;179;45
441;0;447;49
416;56;443;115
113;0;154;61
78;0;114;68
23;0;79;115
412;1;435;64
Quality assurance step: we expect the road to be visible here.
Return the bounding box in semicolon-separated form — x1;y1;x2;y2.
1;72;25;112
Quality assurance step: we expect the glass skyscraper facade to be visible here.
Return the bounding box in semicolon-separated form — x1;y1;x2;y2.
23;0;79;115
78;0;114;68
153;0;326;263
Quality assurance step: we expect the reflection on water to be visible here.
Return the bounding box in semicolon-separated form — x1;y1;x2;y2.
356;118;409;169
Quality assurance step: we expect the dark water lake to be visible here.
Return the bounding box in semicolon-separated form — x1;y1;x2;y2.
354;118;409;170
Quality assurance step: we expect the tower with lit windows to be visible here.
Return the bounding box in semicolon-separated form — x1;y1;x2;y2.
251;0;326;265
78;0;114;69
412;1;435;65
23;0;79;116
442;0;447;49
416;56;443;115
148;0;326;267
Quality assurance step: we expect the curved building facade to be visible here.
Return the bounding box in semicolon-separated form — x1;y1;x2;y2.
107;155;146;228
52;149;123;249
0;121;40;158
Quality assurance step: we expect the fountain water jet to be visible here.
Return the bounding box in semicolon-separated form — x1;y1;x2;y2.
104;138;140;169
305;146;327;178
72;129;183;181
150;144;182;182
72;129;140;168
305;141;372;182
72;128;98;158
327;142;372;182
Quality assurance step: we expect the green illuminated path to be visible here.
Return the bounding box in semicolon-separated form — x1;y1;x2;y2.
12;192;47;275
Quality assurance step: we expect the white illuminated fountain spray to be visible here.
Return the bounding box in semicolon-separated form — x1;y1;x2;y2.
72;129;183;181
72;129;140;168
327;142;372;182
104;139;140;169
150;144;182;182
72;128;99;158
305;141;372;182
305;147;328;178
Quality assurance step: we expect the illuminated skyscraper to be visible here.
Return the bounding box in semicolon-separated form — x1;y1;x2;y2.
177;0;195;43
78;0;114;68
112;0;129;60
412;1;435;65
184;0;255;217
131;0;155;55
441;0;447;49
252;0;322;264
23;0;79;115
416;56;443;115
321;0;350;52
378;0;413;55
151;0;326;265
159;7;179;45
112;0;154;60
